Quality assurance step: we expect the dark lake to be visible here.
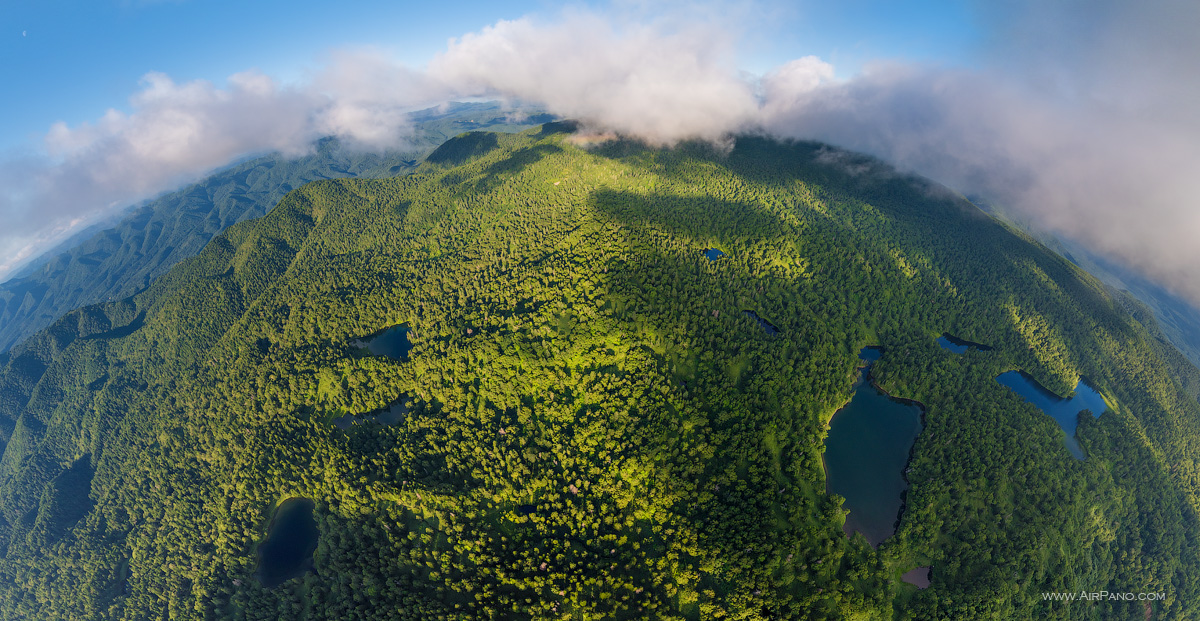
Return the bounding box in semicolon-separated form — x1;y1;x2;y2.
824;347;923;546
937;333;993;354
703;248;725;261
901;566;931;589
743;310;779;335
357;324;412;360
334;396;410;430
996;371;1108;460
257;498;319;588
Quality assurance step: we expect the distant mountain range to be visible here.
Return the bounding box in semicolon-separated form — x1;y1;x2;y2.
3;126;1199;617
972;198;1200;397
0;102;552;352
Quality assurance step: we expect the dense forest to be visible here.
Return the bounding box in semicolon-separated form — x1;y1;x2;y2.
976;197;1200;376
0;102;550;353
1;123;1199;619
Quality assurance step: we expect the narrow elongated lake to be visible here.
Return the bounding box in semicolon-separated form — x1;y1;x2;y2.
256;498;319;588
824;348;924;546
334;396;410;430
996;371;1108;460
936;333;993;354
743;310;779;335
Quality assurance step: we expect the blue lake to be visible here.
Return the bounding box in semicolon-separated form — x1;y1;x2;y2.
858;346;883;362
334;396;410;430
357;324;412;360
743;310;779;335
995;371;1108;460
937;333;993;354
703;248;725;261
824;347;923;546
257;498;319;588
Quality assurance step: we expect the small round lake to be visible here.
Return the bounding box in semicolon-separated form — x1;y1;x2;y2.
356;324;412;360
256;498;319;588
824;347;923;546
703;248;725;261
996;371;1108;460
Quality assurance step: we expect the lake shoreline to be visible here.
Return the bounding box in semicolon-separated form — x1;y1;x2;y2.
822;347;928;548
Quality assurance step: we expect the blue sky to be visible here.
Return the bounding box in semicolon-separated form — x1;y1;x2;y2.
6;0;1197;307
2;0;529;148
1;0;980;151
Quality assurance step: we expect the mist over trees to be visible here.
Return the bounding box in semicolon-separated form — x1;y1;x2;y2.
0;126;1197;618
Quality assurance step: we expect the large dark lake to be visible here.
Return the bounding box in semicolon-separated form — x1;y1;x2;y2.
996;371;1108;460
824;347;924;546
257;498;319;588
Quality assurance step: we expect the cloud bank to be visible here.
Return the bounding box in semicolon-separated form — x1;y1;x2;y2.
430;12;759;145
3;0;1199;307
761;0;1200;304
0;54;443;277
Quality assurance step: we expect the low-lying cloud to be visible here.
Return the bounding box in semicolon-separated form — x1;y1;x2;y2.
1;71;315;276
0;54;445;278
430;11;759;145
3;0;1199;307
761;0;1200;305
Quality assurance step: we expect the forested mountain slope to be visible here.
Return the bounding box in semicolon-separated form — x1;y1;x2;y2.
0;102;550;353
1;125;1199;619
974;199;1200;384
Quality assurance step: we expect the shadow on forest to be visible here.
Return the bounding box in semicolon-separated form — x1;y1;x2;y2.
590;134;1122;369
436;143;563;197
591;188;785;243
587;134;972;226
536;120;579;137
427;131;500;167
31;455;95;543
587;187;839;563
472;144;563;194
86;311;146;341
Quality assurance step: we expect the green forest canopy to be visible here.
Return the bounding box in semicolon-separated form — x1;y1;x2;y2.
0;124;1199;619
0;102;551;354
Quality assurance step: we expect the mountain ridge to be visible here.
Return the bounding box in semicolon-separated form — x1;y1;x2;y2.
0;125;1198;618
0;102;552;353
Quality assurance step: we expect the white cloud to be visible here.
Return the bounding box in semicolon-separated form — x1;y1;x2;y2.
4;0;1200;308
309;48;450;150
0;71;326;277
0;63;446;279
756;1;1200;305
430;11;760;145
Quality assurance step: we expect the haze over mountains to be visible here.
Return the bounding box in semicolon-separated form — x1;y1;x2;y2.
5;1;1200;313
980;199;1200;378
0;102;549;352
3;125;1200;618
12;9;1200;387
3;1;1200;618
